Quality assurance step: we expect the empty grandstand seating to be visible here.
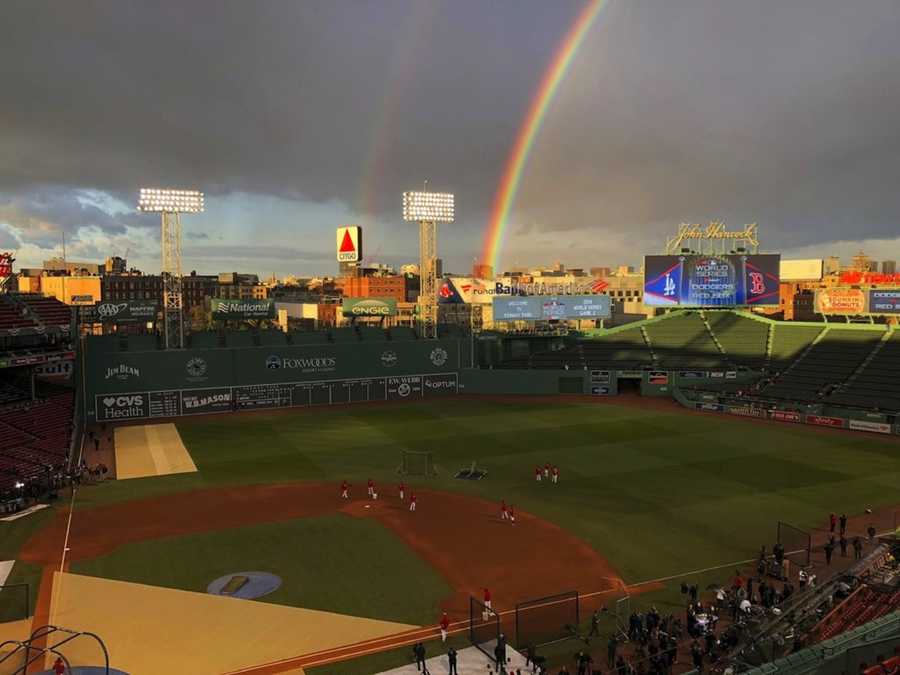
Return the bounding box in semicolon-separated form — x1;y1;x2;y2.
705;311;770;369
580;327;653;369
762;329;882;402
0;390;73;491
828;331;900;411
768;324;824;370
643;312;724;368
0;297;37;330
816;584;900;642
19;295;72;327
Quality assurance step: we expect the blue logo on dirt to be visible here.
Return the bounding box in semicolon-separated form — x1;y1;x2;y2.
265;355;281;369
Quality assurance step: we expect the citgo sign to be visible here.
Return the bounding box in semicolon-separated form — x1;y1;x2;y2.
342;297;397;317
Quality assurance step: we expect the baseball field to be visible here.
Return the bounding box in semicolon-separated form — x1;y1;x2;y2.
7;395;900;673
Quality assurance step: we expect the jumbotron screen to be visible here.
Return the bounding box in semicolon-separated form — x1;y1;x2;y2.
644;254;780;306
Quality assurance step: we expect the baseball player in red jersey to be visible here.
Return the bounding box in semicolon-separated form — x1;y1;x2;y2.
340;480;349;499
399;481;406;501
535;466;542;482
551;466;559;484
484;587;492;611
409;493;417;511
439;612;449;642
500;500;509;520
508;505;516;524
367;478;374;498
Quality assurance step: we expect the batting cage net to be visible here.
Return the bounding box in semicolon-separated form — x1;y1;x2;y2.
399;450;436;477
515;590;579;649
777;521;811;568
469;596;500;659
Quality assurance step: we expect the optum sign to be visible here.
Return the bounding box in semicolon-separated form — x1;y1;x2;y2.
342;297;398;317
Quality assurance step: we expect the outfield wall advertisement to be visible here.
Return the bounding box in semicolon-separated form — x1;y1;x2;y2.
85;338;461;421
644;254;780;306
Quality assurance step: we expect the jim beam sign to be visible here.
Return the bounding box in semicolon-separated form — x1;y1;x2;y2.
666;221;759;255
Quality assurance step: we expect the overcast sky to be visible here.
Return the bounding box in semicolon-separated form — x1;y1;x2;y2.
2;0;900;277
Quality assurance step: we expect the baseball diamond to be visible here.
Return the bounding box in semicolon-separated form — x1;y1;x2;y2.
5;10;900;670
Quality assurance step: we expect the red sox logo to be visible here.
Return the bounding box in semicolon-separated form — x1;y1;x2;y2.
748;272;765;295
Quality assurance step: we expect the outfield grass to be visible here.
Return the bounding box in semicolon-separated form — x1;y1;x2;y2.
71;515;450;626
75;399;900;585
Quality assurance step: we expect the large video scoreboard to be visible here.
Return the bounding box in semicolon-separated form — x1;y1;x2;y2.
644;254;780;307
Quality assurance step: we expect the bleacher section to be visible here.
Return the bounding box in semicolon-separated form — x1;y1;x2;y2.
0;390;73;492
762;329;882;402
643;312;724;368
815;585;900;642
0;296;38;331
705;312;769;369
18;295;71;327
580;327;652;369
769;324;824;370
828;332;900;411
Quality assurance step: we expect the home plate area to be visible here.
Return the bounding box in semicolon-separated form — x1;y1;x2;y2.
377;644;529;675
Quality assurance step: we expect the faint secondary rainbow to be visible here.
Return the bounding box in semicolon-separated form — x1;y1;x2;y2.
481;0;607;272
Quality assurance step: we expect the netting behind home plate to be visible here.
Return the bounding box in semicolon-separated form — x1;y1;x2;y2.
515;590;579;649
469;596;500;659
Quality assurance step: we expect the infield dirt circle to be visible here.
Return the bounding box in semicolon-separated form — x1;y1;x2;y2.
22;482;625;620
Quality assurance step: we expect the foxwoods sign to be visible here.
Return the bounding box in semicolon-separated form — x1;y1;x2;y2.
265;354;337;373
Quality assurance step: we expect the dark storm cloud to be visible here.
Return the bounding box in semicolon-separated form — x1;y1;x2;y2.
0;0;572;222
2;0;900;271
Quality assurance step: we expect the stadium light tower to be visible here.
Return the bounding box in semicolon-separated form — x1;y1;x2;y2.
402;188;454;339
138;188;204;349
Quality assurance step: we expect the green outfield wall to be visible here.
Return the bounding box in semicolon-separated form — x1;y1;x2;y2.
84;337;463;422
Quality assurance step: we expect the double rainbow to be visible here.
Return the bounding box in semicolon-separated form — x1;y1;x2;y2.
480;0;607;272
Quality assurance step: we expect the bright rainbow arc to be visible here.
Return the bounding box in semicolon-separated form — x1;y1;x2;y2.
480;0;607;272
